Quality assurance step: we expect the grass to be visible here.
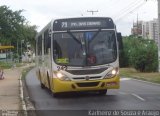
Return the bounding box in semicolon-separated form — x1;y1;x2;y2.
0;61;30;69
120;68;160;84
0;61;12;69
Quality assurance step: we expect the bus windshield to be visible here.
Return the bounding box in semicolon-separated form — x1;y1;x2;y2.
53;30;117;66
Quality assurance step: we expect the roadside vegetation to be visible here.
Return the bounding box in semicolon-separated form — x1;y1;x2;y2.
0;5;37;61
0;61;12;69
120;36;158;72
120;68;160;84
0;61;31;69
119;35;160;84
0;5;37;46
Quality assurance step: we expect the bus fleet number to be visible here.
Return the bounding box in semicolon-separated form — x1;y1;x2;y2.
57;66;67;71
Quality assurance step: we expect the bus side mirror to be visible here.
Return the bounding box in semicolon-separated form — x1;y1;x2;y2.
117;32;123;50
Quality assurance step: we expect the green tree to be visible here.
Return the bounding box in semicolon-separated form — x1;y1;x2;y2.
0;5;26;44
0;5;37;57
122;36;158;72
22;24;37;47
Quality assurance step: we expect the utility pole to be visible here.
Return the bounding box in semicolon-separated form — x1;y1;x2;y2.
17;41;19;63
158;0;160;72
21;40;24;61
87;10;98;15
137;13;139;37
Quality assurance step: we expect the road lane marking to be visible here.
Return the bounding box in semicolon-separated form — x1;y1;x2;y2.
131;93;145;101
120;78;131;81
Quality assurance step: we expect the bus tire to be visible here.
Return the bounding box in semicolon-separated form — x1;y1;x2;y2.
47;73;51;90
41;83;45;89
39;71;44;89
51;92;59;97
98;90;107;95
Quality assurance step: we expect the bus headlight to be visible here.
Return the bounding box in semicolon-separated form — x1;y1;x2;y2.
55;72;70;81
56;72;63;78
104;68;119;79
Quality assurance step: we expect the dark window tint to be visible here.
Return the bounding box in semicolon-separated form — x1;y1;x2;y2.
53;31;117;66
44;29;51;54
38;35;42;55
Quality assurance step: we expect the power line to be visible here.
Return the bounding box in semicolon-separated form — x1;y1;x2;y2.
114;0;145;20
112;0;142;18
115;0;147;22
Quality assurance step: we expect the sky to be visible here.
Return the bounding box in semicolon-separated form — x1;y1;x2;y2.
0;0;158;36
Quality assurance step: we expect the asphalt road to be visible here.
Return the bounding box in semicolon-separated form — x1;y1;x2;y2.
25;68;160;116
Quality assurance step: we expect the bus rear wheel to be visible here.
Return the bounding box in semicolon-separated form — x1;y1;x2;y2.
98;90;107;95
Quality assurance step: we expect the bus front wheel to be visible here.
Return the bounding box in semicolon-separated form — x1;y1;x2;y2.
98;90;107;95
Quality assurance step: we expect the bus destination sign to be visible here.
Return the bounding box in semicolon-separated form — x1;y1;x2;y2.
61;21;102;28
53;17;114;31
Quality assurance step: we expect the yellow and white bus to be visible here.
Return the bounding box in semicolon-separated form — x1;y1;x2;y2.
35;17;120;97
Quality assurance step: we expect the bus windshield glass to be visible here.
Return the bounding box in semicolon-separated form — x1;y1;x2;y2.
53;30;117;66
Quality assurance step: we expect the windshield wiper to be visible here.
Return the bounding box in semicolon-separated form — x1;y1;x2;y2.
67;31;86;56
88;29;101;43
67;31;81;44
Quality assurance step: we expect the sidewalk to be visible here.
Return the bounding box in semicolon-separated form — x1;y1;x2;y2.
0;64;33;110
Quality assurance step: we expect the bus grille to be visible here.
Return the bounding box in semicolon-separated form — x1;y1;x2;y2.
73;76;101;80
66;68;107;75
76;82;99;87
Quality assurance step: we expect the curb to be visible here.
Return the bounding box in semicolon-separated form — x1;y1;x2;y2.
20;64;37;116
131;77;160;86
19;73;27;116
121;76;160;86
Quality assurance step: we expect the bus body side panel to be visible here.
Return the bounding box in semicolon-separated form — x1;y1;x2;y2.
36;21;53;90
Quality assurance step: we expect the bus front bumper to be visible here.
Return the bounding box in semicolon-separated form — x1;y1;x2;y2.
52;76;120;93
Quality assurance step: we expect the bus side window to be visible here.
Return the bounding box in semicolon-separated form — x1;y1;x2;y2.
44;29;51;54
47;37;51;49
38;35;42;55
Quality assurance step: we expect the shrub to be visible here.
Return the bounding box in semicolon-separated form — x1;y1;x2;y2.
122;36;158;72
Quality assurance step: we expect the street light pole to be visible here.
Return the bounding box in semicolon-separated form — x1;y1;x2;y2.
158;0;160;72
17;40;19;63
21;40;22;57
21;40;24;62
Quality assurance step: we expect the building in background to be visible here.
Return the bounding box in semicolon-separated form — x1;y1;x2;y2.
131;21;143;36
131;19;159;45
148;19;158;44
142;22;149;39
